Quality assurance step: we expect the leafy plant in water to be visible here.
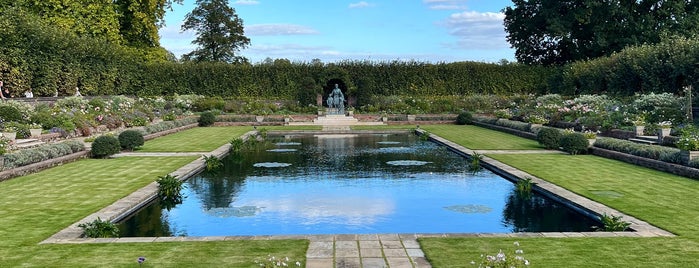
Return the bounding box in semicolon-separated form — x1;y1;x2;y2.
419;130;430;141
469;152;483;173
78;217;119;238
157;174;185;211
230;138;244;153
516;177;535;197
257;127;268;139
597;213;631;231
203;155;222;171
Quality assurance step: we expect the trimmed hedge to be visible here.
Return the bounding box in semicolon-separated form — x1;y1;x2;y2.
91;135;120;158
537;127;563;149
594;137;682;164
560;133;589;155
118;130;144;151
2;140;84;169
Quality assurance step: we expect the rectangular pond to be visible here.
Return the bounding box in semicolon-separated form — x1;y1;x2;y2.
118;133;600;236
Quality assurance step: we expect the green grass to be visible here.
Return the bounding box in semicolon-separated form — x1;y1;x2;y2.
420;126;699;267
140;127;251;152
0;156;307;266
422;125;542;150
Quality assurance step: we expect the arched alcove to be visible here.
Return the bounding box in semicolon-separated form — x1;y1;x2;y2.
323;78;349;108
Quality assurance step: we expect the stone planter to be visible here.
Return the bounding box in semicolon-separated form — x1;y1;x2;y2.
30;128;42;138
347;110;354;116
659;128;671;137
680;150;699;164
634;125;645;136
255;116;264;123
407;114;416;122
587;139;596;147
2;132;16;141
381;116;388;122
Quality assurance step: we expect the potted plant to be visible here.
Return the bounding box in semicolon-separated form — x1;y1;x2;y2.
632;115;646;136
676;126;699;164
2;125;17;141
582;129;599;147
657;121;672;137
527;114;548;128
29;123;42;138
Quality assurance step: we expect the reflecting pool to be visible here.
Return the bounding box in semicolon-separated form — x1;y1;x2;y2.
118;133;600;236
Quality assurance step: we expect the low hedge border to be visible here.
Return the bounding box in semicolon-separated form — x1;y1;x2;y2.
590;147;699;179
471;117;537;140
0;151;89;182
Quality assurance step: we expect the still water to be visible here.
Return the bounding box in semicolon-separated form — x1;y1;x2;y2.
118;133;600;236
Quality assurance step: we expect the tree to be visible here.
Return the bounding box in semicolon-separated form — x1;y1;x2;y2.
181;0;250;63
115;0;183;47
503;0;699;66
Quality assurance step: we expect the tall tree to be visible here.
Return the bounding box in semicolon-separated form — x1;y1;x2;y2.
115;0;183;47
181;0;250;63
503;0;699;66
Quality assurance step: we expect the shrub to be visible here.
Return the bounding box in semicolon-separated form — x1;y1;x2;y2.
78;217;119;238
198;111;216;127
536;127;562;149
495;119;530;132
456;111;473;125
157;174;185;210
118;130;144;151
598;213;631;232
0;105;24;122
193;96;226;111
91;135;121;158
560;132;589;155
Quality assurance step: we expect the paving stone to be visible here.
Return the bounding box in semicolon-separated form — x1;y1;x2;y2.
336;257;361;268
309;241;334;250
378;234;400;240
381;240;404;249
383;248;407;257
336;234;357;240
406;248;425;258
401;239;420;248
359;240;382;249
360;248;384;258
362;257;388;268
307;248;334;258
335;247;360;258
386;257;414;268
412;257;432;268
336;240;358;249
357;234;379;240
306;258;334;268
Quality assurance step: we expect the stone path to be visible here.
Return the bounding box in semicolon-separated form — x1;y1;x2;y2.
306;234;430;268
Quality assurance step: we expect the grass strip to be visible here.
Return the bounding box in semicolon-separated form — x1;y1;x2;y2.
139;126;251;152
423;125;542;150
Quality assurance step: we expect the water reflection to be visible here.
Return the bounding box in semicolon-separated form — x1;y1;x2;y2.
118;134;600;236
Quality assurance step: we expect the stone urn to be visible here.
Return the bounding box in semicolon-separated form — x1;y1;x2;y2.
30;128;42;138
407;114;416;122
587;139;596;148
255;116;264;123
2;132;17;141
634;125;645;136
659;128;671;137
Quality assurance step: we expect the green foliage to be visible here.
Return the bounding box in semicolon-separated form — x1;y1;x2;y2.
559;132;589;155
504;0;699;66
156;174;184;211
118;130;144;151
203;155;222;171
181;0;249;63
598;213;631;232
90;135;121;158
494;119;531;132
198;111;216;127
0;105;23;122
515;177;535;197
469;152;483;173
78;217;119;238
230;138;244;153
418;130;430;141
594;137;683;163
193;96;226;112
536;127;562;149
456;111;473;125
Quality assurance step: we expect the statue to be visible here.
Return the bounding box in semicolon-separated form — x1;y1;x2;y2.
326;84;345;114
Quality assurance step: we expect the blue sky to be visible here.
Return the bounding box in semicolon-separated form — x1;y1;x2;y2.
159;0;515;64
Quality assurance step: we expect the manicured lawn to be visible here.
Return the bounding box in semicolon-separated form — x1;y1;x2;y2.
139;126;252;152
421;126;699;267
0;156;307;266
422;125;542;150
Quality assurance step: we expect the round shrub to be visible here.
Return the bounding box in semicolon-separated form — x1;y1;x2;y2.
118;130;144;151
560;133;589;155
91;135;121;158
537;127;562;149
198;111;216;127
456;111;473;125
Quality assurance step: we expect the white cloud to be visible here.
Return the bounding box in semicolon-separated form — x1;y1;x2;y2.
234;0;260;5
349;1;375;8
442;11;508;50
245;24;320;36
424;0;468;10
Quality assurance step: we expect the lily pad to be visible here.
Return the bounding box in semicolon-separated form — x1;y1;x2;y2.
275;142;301;146
377;141;401;145
253;162;292;168
444;205;493;214
386;160;431;166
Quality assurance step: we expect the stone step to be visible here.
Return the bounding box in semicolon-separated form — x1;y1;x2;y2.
14;138;45;149
628;138;658;145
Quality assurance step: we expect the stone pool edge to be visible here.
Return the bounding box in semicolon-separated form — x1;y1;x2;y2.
41;130;672;245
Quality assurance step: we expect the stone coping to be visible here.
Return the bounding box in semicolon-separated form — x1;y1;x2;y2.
41;129;674;245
